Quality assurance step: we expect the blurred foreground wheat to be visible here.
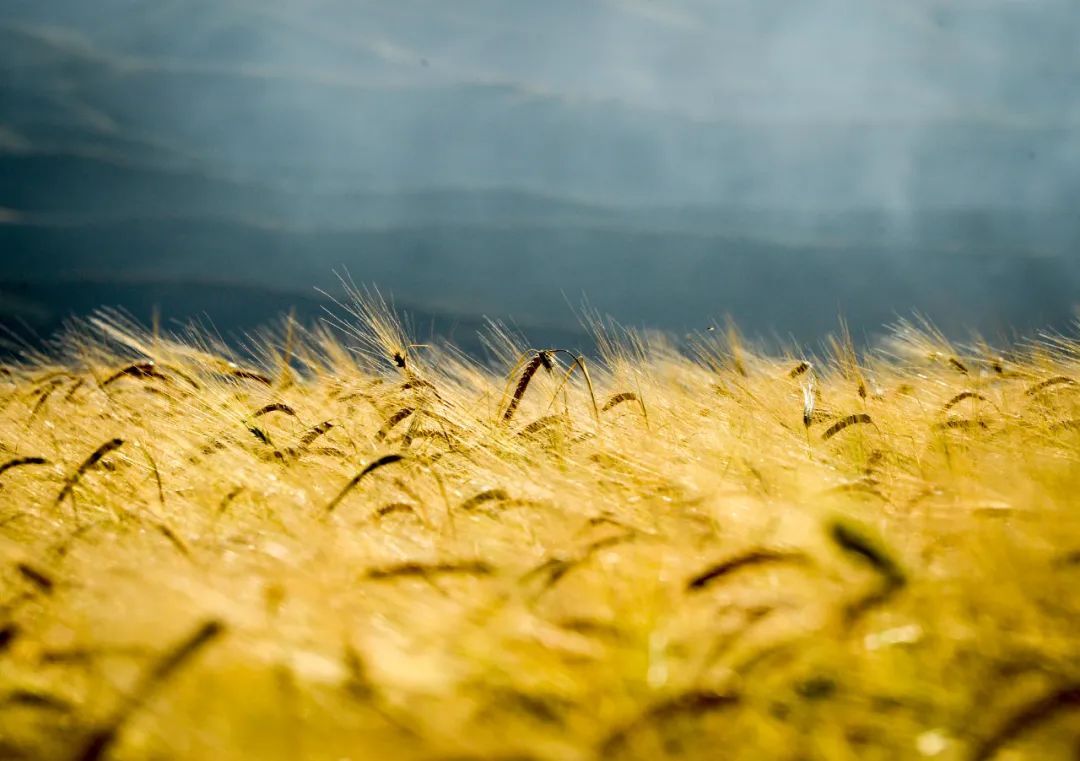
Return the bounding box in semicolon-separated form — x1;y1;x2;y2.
1;298;1079;761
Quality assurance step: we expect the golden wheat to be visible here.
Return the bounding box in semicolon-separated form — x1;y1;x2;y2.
0;306;1078;760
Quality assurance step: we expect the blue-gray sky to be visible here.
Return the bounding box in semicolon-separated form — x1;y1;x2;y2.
1;1;1078;346
3;0;1078;207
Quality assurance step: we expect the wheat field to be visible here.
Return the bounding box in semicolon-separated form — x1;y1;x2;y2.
1;296;1079;761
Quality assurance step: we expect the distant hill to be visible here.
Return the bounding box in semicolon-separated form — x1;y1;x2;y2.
2;214;1076;348
0;279;593;361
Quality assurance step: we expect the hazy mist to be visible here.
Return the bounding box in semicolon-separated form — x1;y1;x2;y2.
1;0;1078;350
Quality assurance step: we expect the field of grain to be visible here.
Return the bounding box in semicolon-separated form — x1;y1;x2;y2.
1;297;1079;761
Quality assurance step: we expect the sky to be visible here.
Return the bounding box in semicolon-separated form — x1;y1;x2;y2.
0;1;1078;347
3;0;1078;208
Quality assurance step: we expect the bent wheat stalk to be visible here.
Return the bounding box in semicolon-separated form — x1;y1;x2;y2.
55;439;125;507
822;413;874;441
76;620;226;761
326;454;405;513
545;349;600;423
0;456;48;478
